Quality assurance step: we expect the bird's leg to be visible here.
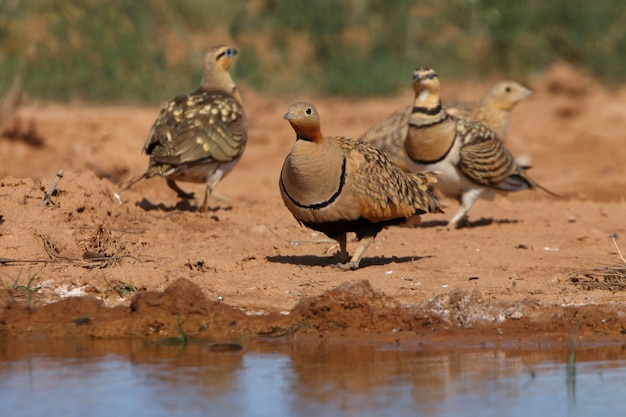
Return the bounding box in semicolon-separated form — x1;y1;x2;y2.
447;188;484;229
200;186;211;213
200;172;231;212
332;235;373;270
166;178;195;200
329;234;349;268
335;233;349;263
338;236;374;270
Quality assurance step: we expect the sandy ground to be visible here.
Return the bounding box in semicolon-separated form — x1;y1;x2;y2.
1;63;625;345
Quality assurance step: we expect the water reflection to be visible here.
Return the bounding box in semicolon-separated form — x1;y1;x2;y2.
0;337;625;417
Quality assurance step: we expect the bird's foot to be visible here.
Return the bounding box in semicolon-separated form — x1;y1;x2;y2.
210;191;232;204
446;215;468;230
177;190;196;200
331;261;360;271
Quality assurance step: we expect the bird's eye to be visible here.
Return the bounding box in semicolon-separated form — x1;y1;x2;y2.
305;108;312;115
225;48;235;57
505;86;511;92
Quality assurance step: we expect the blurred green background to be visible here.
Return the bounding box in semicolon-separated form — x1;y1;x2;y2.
1;0;624;103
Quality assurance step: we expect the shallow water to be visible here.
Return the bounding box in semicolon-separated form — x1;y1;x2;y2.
1;337;625;417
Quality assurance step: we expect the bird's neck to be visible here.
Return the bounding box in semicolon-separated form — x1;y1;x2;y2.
408;89;447;127
201;73;242;104
481;95;511;112
293;126;324;143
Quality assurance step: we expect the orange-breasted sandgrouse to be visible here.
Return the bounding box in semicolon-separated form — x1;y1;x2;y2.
279;101;442;270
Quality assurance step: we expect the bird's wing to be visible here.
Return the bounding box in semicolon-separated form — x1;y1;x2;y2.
456;119;531;191
340;138;440;221
143;91;247;166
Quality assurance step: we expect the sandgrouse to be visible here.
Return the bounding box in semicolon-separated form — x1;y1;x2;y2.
447;80;532;140
405;68;557;229
358;80;531;170
122;45;247;212
279;102;442;270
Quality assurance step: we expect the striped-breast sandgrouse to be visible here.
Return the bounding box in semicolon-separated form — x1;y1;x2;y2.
122;45;247;212
405;68;557;229
279;101;442;270
358;80;531;171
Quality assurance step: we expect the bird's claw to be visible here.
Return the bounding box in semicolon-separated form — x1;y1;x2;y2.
331;261;360;271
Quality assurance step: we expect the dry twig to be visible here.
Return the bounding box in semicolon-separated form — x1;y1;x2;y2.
39;169;64;207
610;234;626;265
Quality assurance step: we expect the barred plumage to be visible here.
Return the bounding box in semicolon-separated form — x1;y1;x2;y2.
357;108;410;171
405;68;556;229
280;102;442;270
121;45;247;212
358;81;531;171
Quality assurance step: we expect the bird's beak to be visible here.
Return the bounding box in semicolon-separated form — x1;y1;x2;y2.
283;112;294;120
524;89;533;97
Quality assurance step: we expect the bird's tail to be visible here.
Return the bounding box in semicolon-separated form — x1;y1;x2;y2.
119;172;147;192
412;170;440;187
412;170;445;214
532;180;561;199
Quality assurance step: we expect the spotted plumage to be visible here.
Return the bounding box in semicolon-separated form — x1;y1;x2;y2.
122;45;247;212
280;102;442;270
405;68;557;229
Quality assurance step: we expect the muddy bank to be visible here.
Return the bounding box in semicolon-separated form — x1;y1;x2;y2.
2;279;625;350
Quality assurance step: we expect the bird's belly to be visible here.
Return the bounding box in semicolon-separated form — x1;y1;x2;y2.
168;158;239;185
406;155;463;197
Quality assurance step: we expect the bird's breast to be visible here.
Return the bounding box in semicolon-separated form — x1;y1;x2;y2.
405;121;457;164
280;146;346;210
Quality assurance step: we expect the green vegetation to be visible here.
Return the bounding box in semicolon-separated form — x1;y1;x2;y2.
157;316;188;347
3;271;45;304
1;0;624;101
105;278;138;297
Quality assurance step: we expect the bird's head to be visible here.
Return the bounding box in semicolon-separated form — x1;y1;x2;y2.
412;67;439;95
200;45;239;92
207;45;238;71
283;102;324;143
485;81;533;111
